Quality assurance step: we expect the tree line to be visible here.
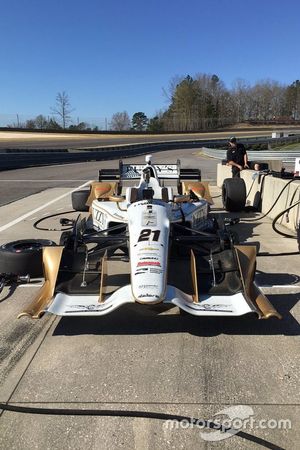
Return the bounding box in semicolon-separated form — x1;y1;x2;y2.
5;77;300;133
159;75;300;132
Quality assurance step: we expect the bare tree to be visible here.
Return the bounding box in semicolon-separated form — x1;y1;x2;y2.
110;111;131;131
35;114;48;129
231;79;251;122
51;91;74;129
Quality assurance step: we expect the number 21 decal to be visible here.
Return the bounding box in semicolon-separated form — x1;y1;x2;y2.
138;229;160;242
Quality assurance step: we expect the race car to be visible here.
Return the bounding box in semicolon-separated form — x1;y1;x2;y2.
0;155;281;320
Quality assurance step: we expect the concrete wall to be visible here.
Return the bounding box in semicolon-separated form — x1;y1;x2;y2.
217;163;300;231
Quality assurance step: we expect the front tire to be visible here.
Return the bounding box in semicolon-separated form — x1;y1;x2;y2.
0;239;56;277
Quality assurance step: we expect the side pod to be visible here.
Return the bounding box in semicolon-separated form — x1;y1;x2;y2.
18;246;64;319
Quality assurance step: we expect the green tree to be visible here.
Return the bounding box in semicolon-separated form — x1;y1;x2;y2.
132;112;148;131
147;116;164;132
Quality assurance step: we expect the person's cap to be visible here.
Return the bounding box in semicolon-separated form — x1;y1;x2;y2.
229;136;237;143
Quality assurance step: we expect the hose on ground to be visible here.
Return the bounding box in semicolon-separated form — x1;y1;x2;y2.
0;403;285;449
33;210;76;231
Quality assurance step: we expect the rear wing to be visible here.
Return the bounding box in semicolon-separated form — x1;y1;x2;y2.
99;159;201;182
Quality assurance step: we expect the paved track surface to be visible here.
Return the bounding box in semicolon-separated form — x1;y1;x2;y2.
0;130;281;149
0;148;299;449
0;148;216;207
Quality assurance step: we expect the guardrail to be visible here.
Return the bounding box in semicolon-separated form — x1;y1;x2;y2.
201;148;300;163
0;134;299;171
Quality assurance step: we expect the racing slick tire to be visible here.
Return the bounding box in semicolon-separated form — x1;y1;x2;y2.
0;239;56;277
222;178;246;212
71;189;90;212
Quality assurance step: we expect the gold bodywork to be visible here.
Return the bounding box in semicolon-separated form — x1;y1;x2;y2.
181;181;214;205
86;182;118;206
99;251;108;303
234;245;282;319
18;246;64;319
190;250;199;303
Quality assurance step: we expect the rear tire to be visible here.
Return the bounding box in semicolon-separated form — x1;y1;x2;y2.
222;178;246;212
0;239;56;277
71;189;90;212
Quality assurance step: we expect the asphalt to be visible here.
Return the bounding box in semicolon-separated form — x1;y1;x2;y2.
0;129;284;149
0;149;299;450
0;148;217;207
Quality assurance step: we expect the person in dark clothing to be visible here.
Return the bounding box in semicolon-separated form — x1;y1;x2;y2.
226;136;249;177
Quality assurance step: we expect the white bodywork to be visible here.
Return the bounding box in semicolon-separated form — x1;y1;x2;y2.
48;289;256;316
47;156;260;318
128;200;170;303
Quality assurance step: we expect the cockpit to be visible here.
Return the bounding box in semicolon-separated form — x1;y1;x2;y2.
126;155;171;203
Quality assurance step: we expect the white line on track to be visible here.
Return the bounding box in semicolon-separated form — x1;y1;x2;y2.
260;285;300;289
0;180;92;232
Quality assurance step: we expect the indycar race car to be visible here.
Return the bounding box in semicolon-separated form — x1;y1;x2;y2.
0;155;281;320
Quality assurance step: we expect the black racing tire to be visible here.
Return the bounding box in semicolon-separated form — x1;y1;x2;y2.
0;239;56;277
222;178;246;212
71;189;90;212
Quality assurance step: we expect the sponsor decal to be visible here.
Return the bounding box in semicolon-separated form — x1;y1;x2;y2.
150;268;163;274
132;200;149;207
142;211;157;227
139;257;159;261
94;209;106;228
137;293;160;299
137;261;161;267
188;303;233;312
113;212;125;219
192;206;208;229
66;304;112;312
138;284;157;289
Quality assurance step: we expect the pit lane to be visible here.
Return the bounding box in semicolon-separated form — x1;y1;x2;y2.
0;149;299;449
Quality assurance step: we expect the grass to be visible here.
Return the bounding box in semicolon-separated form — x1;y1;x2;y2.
272;142;300;151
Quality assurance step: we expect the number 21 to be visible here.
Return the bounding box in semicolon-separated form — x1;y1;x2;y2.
138;229;160;242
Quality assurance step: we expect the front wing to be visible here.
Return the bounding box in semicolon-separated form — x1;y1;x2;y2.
18;244;281;320
46;286;257;317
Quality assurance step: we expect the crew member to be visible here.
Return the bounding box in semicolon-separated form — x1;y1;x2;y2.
226;137;249;177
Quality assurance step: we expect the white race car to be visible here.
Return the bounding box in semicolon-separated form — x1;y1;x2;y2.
0;155;281;320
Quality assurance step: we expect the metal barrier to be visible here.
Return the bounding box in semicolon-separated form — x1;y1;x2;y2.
201;148;300;163
0;134;299;171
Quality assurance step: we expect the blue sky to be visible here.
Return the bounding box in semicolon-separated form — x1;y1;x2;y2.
1;0;299;122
